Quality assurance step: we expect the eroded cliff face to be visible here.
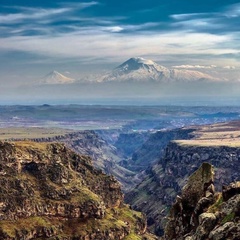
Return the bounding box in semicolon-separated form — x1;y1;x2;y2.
129;129;193;172
114;132;151;159
24;130;121;170
164;164;240;240
162;142;240;191
0;141;148;240
17;131;138;191
125;141;240;235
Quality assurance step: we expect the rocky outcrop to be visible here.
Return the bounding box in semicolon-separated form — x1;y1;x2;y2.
222;182;240;201
0;141;148;240
164;163;215;239
164;164;240;240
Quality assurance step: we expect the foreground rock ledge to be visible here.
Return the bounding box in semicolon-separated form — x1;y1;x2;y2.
0;141;152;240
164;163;240;240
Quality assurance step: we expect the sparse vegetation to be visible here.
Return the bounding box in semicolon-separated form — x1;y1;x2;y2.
0;216;53;238
124;233;142;240
0;127;74;140
221;212;235;224
208;193;223;213
175;122;240;147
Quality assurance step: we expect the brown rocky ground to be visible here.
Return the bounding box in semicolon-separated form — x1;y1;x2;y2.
0;141;154;240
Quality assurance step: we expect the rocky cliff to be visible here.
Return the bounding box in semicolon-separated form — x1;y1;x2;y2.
129;128;193;172
0;141;150;240
21;130;121;171
114;132;151;158
164;163;240;240
126;122;240;236
10;130;137;191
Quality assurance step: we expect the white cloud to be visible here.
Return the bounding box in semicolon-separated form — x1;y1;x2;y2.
223;66;236;69
104;26;124;32
224;3;240;18
170;4;240;33
59;1;99;9
171;17;224;30
170;13;207;20
0;2;99;24
123;22;161;31
0;30;235;62
173;65;217;69
0;8;71;23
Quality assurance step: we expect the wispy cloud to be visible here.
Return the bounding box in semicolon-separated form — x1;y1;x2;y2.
224;66;236;69
0;30;234;61
0;8;71;24
170;13;208;20
170;3;240;35
121;22;161;32
59;1;99;9
103;26;124;32
173;65;217;69
223;3;240;18
171;18;224;31
0;2;99;24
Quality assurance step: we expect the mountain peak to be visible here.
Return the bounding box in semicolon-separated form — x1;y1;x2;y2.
115;57;168;76
51;70;60;74
40;71;75;85
116;57;158;71
130;57;155;65
99;57;218;82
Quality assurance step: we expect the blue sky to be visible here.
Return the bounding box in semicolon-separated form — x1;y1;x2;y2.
0;0;240;85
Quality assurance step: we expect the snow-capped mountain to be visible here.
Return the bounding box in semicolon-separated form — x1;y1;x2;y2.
98;57;218;82
39;71;75;85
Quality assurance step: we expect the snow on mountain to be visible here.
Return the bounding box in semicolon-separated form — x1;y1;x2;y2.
98;57;218;82
39;71;75;85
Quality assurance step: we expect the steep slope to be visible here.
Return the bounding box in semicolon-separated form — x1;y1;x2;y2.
0;141;150;239
39;71;75;84
99;57;217;83
164;163;240;240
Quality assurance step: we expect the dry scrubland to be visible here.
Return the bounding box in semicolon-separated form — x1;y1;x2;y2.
175;121;240;147
0;127;74;140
